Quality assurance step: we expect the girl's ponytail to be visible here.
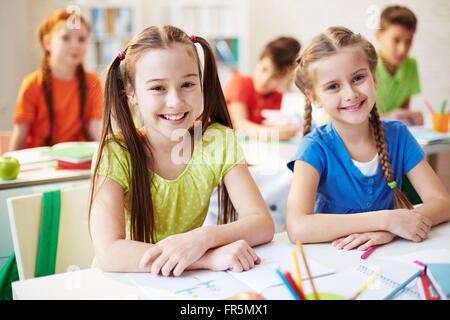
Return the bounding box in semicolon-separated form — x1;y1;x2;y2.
90;53;156;243
194;36;237;225
195;37;232;130
370;106;414;209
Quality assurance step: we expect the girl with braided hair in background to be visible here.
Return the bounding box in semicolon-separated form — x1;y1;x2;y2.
286;26;450;251
10;9;103;150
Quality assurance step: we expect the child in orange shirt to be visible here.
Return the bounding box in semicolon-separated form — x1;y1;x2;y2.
224;36;301;141
10;9;103;150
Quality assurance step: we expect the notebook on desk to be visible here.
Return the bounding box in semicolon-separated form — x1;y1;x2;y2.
408;127;450;145
127;242;334;299
300;259;422;300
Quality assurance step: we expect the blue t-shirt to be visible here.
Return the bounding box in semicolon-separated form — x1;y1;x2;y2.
287;120;425;214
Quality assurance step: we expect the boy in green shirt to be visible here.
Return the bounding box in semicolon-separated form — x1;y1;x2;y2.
376;5;423;125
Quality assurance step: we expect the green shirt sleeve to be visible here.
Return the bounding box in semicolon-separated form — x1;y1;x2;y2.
95;138;131;192
200;123;245;186
408;58;421;96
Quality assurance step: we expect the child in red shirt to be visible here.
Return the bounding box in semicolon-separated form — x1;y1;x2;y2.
224;36;301;140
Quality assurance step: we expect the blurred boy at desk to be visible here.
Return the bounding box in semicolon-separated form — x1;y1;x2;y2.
224;36;301;140
375;5;423;125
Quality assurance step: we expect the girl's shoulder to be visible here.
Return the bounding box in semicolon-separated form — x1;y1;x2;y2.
202;122;234;139
22;69;44;87
380;119;409;137
83;70;102;83
302;122;334;145
82;70;102;90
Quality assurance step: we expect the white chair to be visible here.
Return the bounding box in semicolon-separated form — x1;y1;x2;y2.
7;185;94;280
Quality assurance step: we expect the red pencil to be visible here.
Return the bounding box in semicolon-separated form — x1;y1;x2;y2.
284;271;306;300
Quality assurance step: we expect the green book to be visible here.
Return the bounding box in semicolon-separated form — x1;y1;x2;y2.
43;142;98;163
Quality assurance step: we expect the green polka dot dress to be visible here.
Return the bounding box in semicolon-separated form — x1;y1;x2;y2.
96;122;244;243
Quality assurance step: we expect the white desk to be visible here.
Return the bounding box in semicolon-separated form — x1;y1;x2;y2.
12;221;450;300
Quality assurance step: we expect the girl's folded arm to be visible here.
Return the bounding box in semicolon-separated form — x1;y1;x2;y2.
286;160;389;243
407;158;450;225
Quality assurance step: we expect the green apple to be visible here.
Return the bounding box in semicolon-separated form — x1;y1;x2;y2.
0;155;20;180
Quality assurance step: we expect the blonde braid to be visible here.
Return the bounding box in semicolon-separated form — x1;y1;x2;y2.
302;98;313;136
370;106;413;209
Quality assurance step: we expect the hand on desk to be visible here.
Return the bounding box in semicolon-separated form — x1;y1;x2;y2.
139;233;260;276
332;208;433;251
200;240;261;272
332;231;395;251
139;229;209;277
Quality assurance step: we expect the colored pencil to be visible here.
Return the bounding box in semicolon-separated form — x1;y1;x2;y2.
284;271;306;300
290;249;304;291
384;269;423;300
439;99;447;114
424;99;435;114
361;245;378;260
350;270;379;300
275;268;299;300
296;241;319;300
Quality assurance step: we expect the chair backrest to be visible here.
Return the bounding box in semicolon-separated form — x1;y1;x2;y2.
7;185;94;280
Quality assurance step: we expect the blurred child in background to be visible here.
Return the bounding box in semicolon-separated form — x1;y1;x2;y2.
9;9;103;150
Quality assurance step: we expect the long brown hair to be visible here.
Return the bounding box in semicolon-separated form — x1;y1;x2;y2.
89;25;237;243
38;9;90;146
295;26;413;210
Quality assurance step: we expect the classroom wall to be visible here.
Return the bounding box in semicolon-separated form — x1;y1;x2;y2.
1;0;448;129
0;0;28;131
245;0;450;124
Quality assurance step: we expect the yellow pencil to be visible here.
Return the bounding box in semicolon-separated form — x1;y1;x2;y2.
296;241;320;300
290;249;303;291
350;270;379;300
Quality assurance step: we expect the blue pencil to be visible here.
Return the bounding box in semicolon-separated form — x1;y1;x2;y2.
383;269;423;300
276;268;300;300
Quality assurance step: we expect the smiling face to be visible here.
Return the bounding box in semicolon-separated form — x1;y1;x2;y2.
44;21;89;68
307;46;377;129
130;43;203;143
376;24;415;67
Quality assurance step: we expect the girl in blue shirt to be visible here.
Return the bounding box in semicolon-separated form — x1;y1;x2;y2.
286;26;450;251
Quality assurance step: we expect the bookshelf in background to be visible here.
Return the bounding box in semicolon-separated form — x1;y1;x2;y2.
170;0;248;85
76;0;142;76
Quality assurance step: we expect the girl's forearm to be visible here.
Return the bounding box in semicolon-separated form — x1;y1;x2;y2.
287;211;389;243
415;197;450;226
201;214;274;250
95;239;154;273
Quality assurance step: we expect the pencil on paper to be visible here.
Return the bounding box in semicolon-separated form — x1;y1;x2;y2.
290;249;304;291
350;270;379;300
361;245;377;260
384;269;423;300
296;241;319;300
284;271;305;300
275;268;299;300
